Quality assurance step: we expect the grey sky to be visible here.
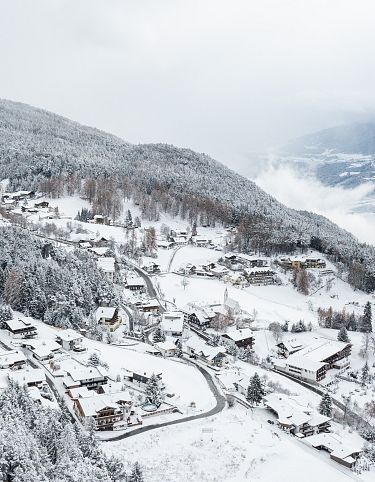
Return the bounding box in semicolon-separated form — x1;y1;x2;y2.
1;0;375;171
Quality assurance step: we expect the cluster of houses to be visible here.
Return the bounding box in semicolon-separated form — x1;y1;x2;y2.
0;190;58;219
264;393;362;468
277;255;326;270
175;252;278;287
274;338;352;386
156;228;222;250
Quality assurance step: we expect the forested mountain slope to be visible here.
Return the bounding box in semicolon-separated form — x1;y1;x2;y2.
1;99;375;291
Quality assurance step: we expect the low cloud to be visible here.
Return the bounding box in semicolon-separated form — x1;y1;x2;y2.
255;164;375;245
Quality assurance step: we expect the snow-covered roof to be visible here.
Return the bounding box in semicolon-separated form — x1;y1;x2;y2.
161;312;184;333
5;318;36;331
99;382;127;395
306;433;362;459
265;393;330;428
277;339;305;352
222;328;253;342
68;386;93;399
244;267;273;274
155;340;177;351
285;355;327;372
66;365;107;382
211;266;229;274
77;395;120;417
0;350;26;367
126;277;145;287
300;339;351;363
95;306;116;321
56;329;83;342
97;257;115;273
9;368;46;385
140;298;160;309
185;337;226;360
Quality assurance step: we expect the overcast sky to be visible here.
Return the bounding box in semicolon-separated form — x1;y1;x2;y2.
1;0;375;170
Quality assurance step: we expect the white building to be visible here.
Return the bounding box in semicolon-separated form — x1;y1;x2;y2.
97;257;115;281
8;368;46;388
56;329;84;351
274;356;327;384
160;311;184;337
265;393;331;437
155;340;178;357
0;350;27;370
63;365;108;390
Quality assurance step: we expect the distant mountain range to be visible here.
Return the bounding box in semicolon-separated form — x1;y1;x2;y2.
0;99;374;291
282;122;375;191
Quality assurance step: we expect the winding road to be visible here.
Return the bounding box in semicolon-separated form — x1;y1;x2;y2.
102;362;227;442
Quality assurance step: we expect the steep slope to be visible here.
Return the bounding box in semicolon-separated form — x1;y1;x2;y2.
0;99;374;291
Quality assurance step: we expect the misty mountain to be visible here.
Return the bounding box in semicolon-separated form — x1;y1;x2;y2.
283;122;375;190
0;99;375;291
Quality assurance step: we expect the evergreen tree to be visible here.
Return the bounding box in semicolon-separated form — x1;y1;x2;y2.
153;327;165;343
87;352;100;367
191;221;197;237
337;325;350;343
129;462;144;482
359;302;372;333
246;372;265;406
0;303;12;327
145;374;163;407
319;392;333;417
361;361;369;386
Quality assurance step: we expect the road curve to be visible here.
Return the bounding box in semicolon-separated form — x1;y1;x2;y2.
102;363;226;442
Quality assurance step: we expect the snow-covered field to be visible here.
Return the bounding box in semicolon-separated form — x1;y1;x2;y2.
104;405;370;482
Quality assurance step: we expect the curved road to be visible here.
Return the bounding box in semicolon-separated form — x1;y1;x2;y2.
102;362;226;442
167;246;182;273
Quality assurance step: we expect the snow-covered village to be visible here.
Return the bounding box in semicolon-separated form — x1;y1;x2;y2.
1;2;375;481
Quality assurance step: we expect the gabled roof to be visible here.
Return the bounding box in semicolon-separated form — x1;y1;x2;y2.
222;328;254;342
126;277;145;287
77;395;120;417
56;329;82;342
0;350;26;367
9;368;45;385
5;318;36;332
95;306;116;321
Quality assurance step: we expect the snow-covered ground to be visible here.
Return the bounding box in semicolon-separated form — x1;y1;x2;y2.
103;405;371;482
7;194;374;479
2;317;215;414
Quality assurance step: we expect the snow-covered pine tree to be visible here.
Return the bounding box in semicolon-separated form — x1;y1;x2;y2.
153;327;165;343
359;302;372;333
337;325;350;343
319;392;333;417
87;352;100;367
361;362;369;386
246;372;265;406
129;462;144;482
145;374;163;407
0;303;12;327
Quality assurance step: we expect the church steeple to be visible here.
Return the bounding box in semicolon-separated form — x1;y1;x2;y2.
224;287;228;303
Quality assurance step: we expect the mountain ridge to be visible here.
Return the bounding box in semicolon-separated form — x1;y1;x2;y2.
0;98;374;292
